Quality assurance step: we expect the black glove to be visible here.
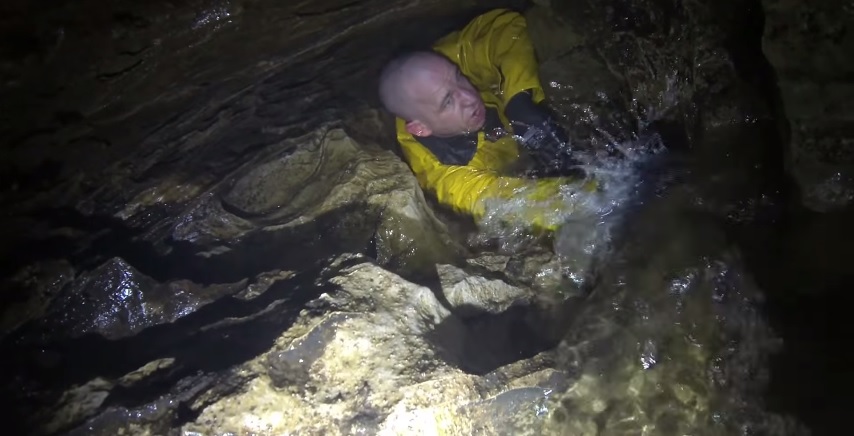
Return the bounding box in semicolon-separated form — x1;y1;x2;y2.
505;91;582;177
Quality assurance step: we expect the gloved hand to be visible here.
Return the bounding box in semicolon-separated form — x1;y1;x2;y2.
501;176;600;234
512;118;578;171
505;91;583;177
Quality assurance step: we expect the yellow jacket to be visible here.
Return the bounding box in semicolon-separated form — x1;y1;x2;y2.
394;9;591;231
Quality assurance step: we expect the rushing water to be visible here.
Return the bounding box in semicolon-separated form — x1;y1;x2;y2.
472;75;809;434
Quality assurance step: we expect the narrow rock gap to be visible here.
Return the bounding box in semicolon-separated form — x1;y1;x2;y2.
427;295;580;376
2;256;366;435
5;202;377;285
712;1;850;433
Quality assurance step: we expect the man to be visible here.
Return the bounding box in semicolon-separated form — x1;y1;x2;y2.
378;8;595;232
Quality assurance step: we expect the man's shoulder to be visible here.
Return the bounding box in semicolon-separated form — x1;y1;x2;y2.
435;8;525;46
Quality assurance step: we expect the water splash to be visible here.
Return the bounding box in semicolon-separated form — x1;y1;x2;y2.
473;103;668;292
472;74;808;433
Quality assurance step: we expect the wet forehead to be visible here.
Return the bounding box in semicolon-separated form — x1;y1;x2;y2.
405;57;457;108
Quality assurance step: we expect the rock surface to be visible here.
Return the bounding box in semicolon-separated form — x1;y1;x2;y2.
761;0;854;212
20;256;565;435
525;0;787;236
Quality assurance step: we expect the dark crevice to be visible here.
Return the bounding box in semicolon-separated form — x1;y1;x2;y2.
117;45;150;56
426;293;582;376
2;201;377;285
7;127;57;148
2;255;369;435
715;1;851;434
95;58;144;81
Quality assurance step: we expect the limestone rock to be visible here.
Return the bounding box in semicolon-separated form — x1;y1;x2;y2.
181;261;558;435
37;257;563;436
171;125;463;277
39;358;176;435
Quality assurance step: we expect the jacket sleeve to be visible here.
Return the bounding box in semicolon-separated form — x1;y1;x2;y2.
397;123;593;232
433;8;546;106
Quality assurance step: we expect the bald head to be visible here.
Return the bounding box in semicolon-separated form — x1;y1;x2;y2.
378;51;486;138
378;51;445;120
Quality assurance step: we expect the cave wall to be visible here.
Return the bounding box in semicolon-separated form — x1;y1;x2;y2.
761;0;854;212
0;0;524;216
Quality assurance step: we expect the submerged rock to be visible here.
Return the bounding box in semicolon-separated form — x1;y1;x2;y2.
540;192;808;436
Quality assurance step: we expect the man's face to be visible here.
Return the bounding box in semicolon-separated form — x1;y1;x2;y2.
403;56;486;138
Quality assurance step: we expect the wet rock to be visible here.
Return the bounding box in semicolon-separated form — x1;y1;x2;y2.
539;191;807;435
233;269;297;300
530;0;788;238
38;257;244;340
761;0;854;211
40;257;565;435
0;1;824;435
45;377;114;435
437;263;530;317
173;125;463;276
534;0;776;153
45;371;243;436
527;5;636;151
40;358;176;435
0;0;519;219
265;312;353;391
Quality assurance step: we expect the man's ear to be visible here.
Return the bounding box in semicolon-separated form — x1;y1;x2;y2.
405;120;431;137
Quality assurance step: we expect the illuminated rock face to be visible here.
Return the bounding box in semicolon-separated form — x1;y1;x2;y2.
28;256;565;435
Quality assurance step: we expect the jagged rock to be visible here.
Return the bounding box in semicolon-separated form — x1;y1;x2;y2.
36;257;245;340
42;257;563;435
172;125;463;276
180;261;560;435
761;0;854;211
536;0;778;151
40;358;176;435
437;263;530;317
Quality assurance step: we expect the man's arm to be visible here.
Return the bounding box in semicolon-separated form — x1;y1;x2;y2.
433;9;545;105
396;122;590;232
